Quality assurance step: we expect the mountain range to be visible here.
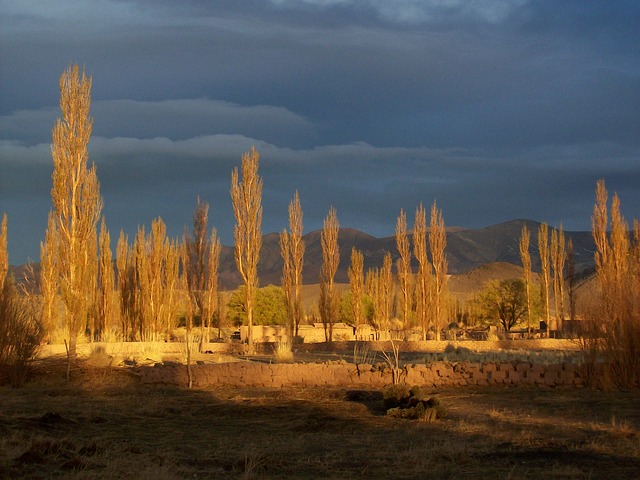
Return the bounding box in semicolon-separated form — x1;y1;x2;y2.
9;219;595;292
219;219;595;290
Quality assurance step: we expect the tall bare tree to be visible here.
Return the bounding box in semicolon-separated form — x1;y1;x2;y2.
566;238;577;322
116;230;136;340
413;203;431;340
537;223;551;334
380;252;393;334
202;229;221;343
97;218;118;340
179;242;195;388
185;198;209;314
165;239;182;341
0;214;7;293
633;220;640;288
348;247;365;329
592;180;609;278
48;65;102;359
40;214;59;340
395;209;412;336
592;180;630;320
519;225;532;335
319;207;339;343
184;198;212;349
127;218;182;343
366;251;393;337
280;191;305;338
429;201;448;341
551;224;566;332
230;147;263;352
136;219;171;340
184;198;221;346
589;179;640;388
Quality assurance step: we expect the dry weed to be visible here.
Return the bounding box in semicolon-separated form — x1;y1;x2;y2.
353;341;376;365
273;338;294;363
241;447;267;480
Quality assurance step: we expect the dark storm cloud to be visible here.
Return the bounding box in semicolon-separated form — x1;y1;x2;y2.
0;99;318;146
1;0;639;264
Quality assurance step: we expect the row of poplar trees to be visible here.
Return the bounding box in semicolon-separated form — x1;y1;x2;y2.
37;65;255;359
518;221;572;334
7;65;639;373
33;64;452;356
315;202;449;343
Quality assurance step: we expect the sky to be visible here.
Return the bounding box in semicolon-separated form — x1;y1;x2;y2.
1;0;639;264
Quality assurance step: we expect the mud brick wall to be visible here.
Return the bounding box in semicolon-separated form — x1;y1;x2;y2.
140;361;586;388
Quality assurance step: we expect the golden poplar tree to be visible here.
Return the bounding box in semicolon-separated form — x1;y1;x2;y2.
280;191;305;338
184;198;209;348
97;218;118;340
551;224;566;332
366;252;393;336
589;179;640;388
633;220;640;283
519;225;532;334
136;219;171;340
319;207;339;343
380;252;393;334
116;230;136;340
184;198;220;346
592;180;631;324
537;223;551;333
163;239;182;341
40;214;59;339
395;209;412;336
364;268;377;328
413;203;431;340
48;65;102;359
566;238;577;322
186;199;209;305
87;226;99;340
348;247;365;328
429;201;448;341
202;229;221;343
592;180;609;276
0;214;7;293
230;147;263;351
179;241;195;388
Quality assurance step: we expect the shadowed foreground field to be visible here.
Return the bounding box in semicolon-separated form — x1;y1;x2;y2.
1;360;639;479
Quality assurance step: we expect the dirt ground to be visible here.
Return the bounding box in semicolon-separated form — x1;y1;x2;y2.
1;358;639;479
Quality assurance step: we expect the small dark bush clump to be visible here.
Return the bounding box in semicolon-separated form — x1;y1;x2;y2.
383;383;411;410
443;343;457;354
383;384;446;422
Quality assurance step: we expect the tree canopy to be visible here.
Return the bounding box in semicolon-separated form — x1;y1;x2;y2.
476;278;528;332
227;285;287;327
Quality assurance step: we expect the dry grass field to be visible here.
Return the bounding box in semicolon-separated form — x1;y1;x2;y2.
1;357;639;480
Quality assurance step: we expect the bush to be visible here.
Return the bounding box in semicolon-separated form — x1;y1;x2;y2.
383;383;411;410
0;280;44;387
383;384;446;422
273;338;294;363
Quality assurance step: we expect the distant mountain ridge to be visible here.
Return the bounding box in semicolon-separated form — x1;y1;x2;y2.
219;219;595;290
